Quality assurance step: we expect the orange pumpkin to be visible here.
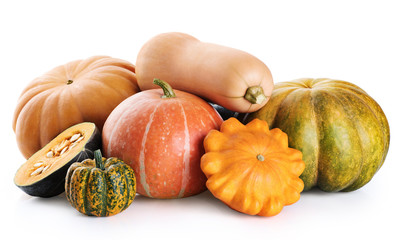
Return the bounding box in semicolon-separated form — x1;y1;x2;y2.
13;56;139;159
201;118;305;216
102;79;223;199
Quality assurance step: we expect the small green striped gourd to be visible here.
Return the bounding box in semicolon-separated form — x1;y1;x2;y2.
242;78;390;192
65;150;136;216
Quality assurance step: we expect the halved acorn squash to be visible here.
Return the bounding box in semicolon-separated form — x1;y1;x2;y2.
14;122;101;197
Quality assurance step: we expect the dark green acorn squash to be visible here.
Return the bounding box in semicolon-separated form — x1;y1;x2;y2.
241;78;390;192
14;122;101;197
209;103;238;120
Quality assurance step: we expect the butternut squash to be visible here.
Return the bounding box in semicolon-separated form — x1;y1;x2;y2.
135;32;274;113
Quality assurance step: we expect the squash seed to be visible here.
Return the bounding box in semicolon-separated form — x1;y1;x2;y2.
75;136;84;143
33;162;43;168
46;150;54;158
30;166;44;176
60;146;68;156
43;165;50;172
56;140;69;152
29;132;85;177
70;133;81;142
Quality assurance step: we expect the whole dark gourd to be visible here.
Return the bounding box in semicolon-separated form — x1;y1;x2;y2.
242;78;390;192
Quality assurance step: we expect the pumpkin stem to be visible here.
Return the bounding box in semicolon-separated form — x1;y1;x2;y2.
94;150;104;170
257;154;265;162
153;78;176;98
244;86;266;105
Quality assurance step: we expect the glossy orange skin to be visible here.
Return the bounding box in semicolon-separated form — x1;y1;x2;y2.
13;56;139;159
136;32;274;113
201;118;305;216
102;88;223;199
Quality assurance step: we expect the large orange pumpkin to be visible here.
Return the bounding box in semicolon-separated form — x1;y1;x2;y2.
13;56;139;159
102;79;223;199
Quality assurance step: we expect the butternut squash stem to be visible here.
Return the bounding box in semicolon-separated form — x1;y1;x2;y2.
94;150;104;170
153;78;176;98
244;86;266;104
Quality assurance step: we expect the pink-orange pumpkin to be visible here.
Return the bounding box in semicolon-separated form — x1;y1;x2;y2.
102;79;223;199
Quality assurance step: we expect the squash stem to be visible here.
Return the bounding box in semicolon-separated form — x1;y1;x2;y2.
153;78;176;98
257;154;265;161
94;150;104;170
244;86;266;105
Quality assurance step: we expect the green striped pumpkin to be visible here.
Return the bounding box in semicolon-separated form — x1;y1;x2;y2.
65;150;136;216
242;78;390;192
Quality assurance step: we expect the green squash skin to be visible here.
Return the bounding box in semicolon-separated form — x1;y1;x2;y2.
241;78;390;192
65;157;136;217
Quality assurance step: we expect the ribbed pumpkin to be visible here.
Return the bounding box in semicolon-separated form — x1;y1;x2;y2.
65;150;136;217
13;56;139;159
102;79;223;199
201;118;305;217
242;78;390;192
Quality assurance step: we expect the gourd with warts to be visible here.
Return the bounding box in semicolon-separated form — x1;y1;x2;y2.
65;150;136;217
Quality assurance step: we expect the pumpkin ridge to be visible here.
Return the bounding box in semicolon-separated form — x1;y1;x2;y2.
328;85;390;169
209;160;255;203
177;100;191;198
234;164;264;214
321;80;368;95
120;166;131;212
269;86;301;128
274;88;318;190
82;168;92;216
262;154;292;192
65;86;85;123
139;101;163;198
39;90;60;146
328;88;386;191
70;167;90;214
82;66;134;82
72;57;106;79
63;62;74;82
13;82;65;136
100;169;108;217
313;90;364;191
78;77;126;100
310;89;330;191
307;88;320;189
56;88;72;141
198;100;222;129
331;86;388;149
88;57;134;72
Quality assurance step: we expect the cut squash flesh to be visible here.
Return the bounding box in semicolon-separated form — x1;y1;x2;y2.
14;122;101;197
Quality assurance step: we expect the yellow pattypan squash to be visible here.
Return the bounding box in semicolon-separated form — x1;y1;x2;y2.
201;117;305;216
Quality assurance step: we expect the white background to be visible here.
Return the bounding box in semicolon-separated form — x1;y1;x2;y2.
1;0;402;239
